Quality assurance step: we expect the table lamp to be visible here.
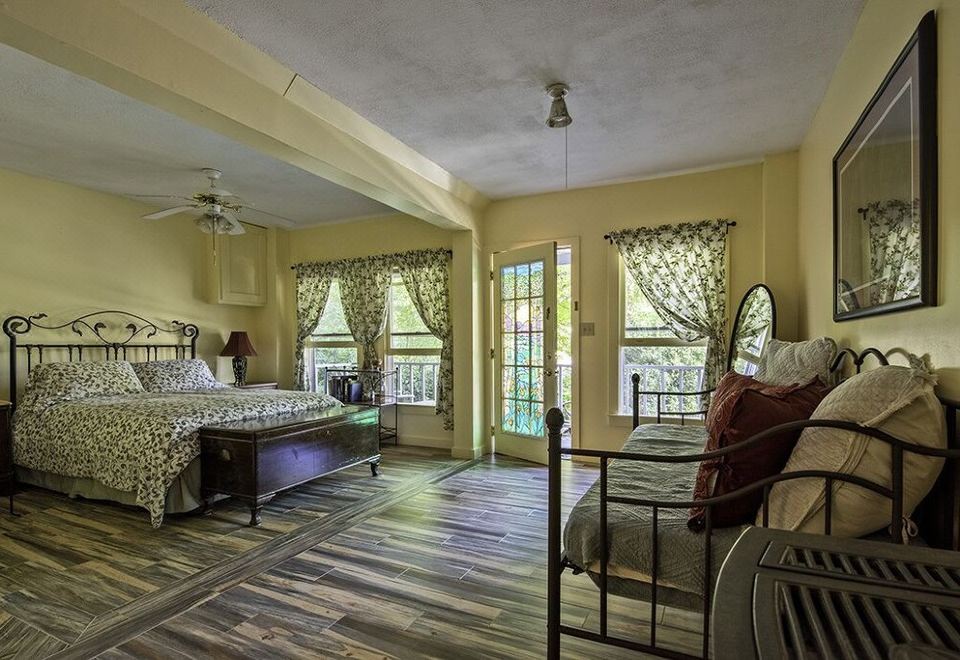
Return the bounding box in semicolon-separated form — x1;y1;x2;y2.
220;331;257;386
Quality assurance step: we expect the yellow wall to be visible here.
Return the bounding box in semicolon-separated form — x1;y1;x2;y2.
285;213;459;450
0;166;266;400
483;162;779;452
797;0;960;396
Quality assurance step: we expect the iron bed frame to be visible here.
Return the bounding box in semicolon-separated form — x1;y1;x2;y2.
546;347;960;659
3;310;199;411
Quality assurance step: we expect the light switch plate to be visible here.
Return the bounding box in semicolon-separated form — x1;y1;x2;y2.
580;322;595;337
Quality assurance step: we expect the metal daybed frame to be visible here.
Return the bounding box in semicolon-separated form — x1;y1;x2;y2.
546;348;960;659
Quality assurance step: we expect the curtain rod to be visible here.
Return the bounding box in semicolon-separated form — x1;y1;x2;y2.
603;220;737;244
289;248;453;270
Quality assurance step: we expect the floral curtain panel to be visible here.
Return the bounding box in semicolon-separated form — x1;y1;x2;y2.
293;262;334;390
396;249;454;429
338;255;393;371
294;249;454;429
609;219;729;389
864;199;921;305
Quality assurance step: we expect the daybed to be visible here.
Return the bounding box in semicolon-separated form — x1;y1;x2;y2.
547;349;960;660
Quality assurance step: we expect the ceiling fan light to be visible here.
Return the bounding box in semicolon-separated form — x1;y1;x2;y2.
215;216;233;234
194;215;215;234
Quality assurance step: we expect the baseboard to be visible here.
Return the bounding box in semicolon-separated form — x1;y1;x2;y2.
397;435;453;449
450;446;484;460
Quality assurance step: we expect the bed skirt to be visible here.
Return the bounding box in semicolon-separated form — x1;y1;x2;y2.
16;458;217;515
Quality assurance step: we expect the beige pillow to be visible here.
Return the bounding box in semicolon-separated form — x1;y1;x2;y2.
762;365;945;538
754;337;837;387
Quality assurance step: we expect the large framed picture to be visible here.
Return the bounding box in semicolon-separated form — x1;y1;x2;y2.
833;11;937;321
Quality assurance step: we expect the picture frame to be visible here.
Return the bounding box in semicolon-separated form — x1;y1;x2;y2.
832;10;937;321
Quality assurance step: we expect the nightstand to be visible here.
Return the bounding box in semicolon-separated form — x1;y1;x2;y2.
237;382;279;390
0;401;14;515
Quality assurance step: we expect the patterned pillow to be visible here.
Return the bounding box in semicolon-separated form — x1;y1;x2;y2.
754;337;838;387
132;359;226;392
24;361;144;407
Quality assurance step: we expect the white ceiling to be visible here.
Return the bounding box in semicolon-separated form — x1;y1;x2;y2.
187;0;864;198
0;43;392;227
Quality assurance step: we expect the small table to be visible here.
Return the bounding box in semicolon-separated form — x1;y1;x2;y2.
324;369;399;445
713;527;960;659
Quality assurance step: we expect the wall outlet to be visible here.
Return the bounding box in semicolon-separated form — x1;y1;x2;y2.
580;322;595;337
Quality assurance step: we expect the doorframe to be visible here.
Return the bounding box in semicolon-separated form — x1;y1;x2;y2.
486;236;581;452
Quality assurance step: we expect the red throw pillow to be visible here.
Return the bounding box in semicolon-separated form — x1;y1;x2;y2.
688;372;830;530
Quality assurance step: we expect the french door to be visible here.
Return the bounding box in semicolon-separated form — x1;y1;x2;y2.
493;242;557;465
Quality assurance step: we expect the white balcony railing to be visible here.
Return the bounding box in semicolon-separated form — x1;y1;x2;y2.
622;363;706;418
394;360;439;404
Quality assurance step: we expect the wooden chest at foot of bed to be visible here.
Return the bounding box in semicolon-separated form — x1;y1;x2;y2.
199;405;380;526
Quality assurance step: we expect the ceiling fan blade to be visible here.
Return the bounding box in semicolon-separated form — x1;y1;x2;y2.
239;206;296;227
127;194;196;202
221;211;246;235
142;205;199;220
208;186;237;198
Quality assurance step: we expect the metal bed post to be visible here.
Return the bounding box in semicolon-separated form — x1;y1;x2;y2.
632;373;640;428
547;407;564;660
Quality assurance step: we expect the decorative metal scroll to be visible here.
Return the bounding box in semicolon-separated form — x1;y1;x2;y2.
2;310;199;409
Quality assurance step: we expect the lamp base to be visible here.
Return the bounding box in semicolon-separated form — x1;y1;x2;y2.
232;355;248;387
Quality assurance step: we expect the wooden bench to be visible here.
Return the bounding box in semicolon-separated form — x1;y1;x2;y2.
199;405;380;526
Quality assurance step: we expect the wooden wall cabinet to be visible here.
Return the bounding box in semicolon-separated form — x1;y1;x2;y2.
209;223;268;306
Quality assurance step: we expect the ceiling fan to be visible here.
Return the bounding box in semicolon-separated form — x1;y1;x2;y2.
131;168;294;235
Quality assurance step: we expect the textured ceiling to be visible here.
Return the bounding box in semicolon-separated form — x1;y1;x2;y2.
0;43;391;227
187;0;864;198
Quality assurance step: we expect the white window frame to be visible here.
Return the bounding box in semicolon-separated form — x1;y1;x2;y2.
608;250;708;419
385;270;442;406
303;278;360;393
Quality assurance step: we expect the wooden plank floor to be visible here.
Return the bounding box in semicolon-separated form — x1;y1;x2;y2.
0;449;702;659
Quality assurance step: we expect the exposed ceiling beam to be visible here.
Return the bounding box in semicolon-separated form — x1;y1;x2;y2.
0;0;485;231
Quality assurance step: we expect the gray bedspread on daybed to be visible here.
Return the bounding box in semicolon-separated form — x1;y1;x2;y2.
563;424;748;609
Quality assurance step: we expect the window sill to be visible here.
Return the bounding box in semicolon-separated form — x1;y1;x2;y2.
397;402;438;415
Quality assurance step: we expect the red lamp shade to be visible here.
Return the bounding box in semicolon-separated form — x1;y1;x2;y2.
219;331;258;357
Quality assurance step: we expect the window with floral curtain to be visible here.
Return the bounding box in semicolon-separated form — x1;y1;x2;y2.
395;249;453;429
294;262;334;391
609;219;729;397
293;249;454;429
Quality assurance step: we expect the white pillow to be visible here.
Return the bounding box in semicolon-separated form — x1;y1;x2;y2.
23;361;144;408
131;359;225;392
754;337;837;387
762;365;945;538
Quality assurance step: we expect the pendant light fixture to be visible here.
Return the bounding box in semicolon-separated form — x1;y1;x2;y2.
545;83;572;128
545;83;572;189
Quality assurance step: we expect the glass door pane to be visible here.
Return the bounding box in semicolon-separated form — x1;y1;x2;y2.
493;242;557;465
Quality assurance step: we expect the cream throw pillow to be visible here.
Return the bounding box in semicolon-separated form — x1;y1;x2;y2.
762;365;945;538
754;337;838;387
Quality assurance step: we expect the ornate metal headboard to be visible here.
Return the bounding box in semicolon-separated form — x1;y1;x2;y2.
2;311;199;410
829;346;890;376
